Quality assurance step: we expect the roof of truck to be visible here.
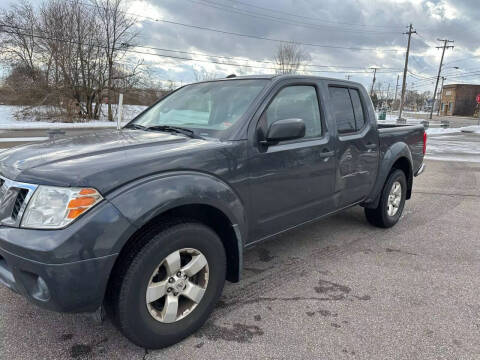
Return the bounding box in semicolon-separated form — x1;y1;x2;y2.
199;74;364;87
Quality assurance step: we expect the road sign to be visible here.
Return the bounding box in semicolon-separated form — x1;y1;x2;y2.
476;94;480;103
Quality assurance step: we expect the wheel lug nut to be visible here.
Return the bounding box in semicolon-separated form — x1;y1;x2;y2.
168;277;174;283
176;272;182;277
183;274;188;279
167;287;172;293
173;291;179;296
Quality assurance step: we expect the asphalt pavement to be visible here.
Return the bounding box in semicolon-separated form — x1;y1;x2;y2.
0;159;479;359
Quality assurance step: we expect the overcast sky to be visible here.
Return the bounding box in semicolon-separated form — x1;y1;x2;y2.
1;0;479;92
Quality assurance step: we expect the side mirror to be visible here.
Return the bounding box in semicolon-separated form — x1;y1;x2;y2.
262;118;306;144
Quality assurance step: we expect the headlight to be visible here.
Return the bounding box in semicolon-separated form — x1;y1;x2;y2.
21;186;103;229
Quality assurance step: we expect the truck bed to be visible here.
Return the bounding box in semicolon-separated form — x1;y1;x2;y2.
377;123;425;175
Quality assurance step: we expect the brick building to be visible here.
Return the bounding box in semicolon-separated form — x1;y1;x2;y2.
439;84;480;116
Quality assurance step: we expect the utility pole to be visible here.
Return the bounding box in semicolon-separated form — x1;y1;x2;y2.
437;76;445;115
386;83;391;109
429;39;454;119
398;24;416;120
394;74;400;111
370;67;379;97
345;75;351;80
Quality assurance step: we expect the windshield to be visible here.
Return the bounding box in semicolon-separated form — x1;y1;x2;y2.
130;79;268;138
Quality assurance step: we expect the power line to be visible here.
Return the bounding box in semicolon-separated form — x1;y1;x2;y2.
185;0;402;35
131;44;402;71
407;70;436;80
126;17;405;52
66;0;405;53
126;47;390;74
0;26;399;75
219;0;404;29
0;23;401;73
444;55;480;66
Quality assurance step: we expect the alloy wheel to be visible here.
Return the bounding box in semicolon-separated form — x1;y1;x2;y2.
145;248;209;323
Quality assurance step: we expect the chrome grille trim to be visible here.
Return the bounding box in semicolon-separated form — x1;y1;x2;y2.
0;175;38;227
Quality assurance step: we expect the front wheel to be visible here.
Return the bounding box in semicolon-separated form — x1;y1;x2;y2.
111;221;226;349
365;169;407;228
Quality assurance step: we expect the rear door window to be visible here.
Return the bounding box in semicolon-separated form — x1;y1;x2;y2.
328;87;355;134
349;89;365;130
329;86;366;134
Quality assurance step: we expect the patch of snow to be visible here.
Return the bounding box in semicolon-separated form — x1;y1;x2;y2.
383;114;423;124
426;127;460;135
425;132;480;163
0;105;147;129
0;137;49;142
460;125;480;134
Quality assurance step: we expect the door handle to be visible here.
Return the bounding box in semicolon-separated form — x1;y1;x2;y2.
365;143;377;149
319;149;335;158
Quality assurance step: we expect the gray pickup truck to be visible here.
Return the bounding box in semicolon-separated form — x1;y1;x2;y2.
0;75;425;348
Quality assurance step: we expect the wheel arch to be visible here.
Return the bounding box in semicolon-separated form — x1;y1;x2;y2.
363;142;413;208
106;172;247;287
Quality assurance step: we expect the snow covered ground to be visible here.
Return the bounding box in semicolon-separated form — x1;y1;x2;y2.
0;105;147;129
426;132;480;163
460;125;480;134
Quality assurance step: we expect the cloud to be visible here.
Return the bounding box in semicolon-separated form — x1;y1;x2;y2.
0;0;478;90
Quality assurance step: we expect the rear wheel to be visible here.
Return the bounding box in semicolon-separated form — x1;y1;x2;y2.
365;169;407;228
110;221;226;349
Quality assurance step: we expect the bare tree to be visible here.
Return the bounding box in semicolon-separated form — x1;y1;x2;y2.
0;1;40;80
273;43;309;75
192;68;218;82
93;0;138;121
37;0;108;118
0;0;143;121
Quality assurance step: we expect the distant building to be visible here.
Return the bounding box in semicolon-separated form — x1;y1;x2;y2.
439;84;480;116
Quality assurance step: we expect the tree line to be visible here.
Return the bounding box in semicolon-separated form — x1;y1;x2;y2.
0;0;144;120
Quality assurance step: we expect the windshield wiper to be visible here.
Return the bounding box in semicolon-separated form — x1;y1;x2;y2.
145;125;200;139
124;123;147;130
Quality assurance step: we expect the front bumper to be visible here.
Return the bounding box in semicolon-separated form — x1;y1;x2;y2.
0;200;135;313
0;247;116;312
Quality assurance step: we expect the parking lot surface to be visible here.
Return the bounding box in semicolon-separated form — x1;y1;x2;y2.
1;158;480;359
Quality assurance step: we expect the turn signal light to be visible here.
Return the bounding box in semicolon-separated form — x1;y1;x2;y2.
66;188;102;220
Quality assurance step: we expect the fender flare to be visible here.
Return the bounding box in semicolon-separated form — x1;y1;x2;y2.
363;142;413;208
106;171;247;271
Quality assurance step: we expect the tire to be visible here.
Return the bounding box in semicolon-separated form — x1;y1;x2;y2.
110;220;226;349
364;169;407;228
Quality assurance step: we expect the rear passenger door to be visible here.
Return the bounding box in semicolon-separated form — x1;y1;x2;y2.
327;84;379;208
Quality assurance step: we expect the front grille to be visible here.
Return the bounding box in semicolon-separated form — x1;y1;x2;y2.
0;176;37;227
12;189;28;221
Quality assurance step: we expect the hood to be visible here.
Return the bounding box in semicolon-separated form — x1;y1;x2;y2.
0;129;215;193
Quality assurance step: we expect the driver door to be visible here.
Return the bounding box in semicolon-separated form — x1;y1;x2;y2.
247;81;336;242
